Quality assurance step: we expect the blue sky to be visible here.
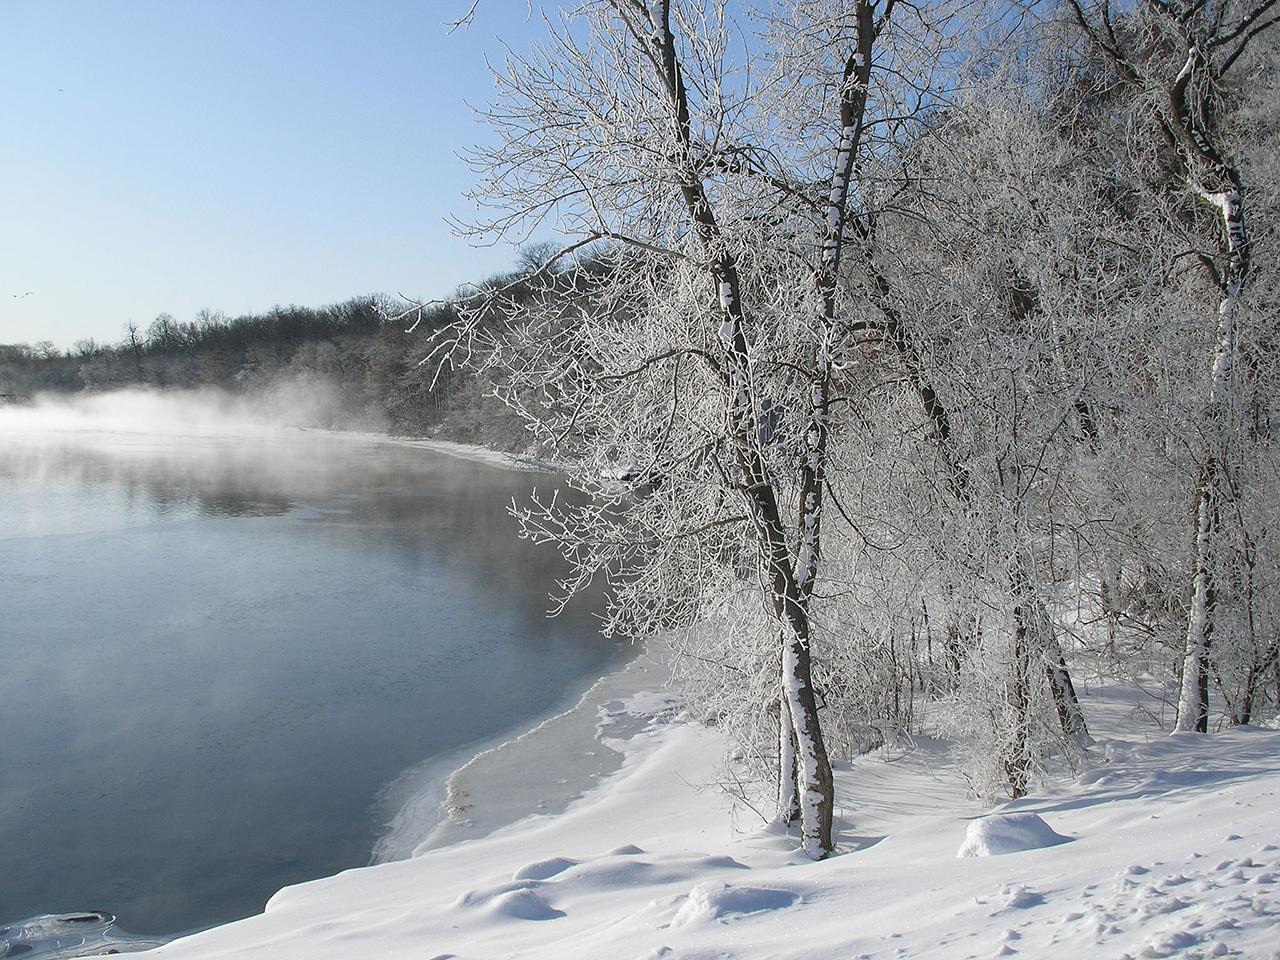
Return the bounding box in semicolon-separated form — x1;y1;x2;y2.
0;0;547;347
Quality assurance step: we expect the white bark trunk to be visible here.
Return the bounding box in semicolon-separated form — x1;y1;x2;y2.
1176;479;1215;732
777;695;800;824
1175;190;1244;733
782;631;831;859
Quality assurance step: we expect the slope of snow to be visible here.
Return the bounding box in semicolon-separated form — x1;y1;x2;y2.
108;683;1280;960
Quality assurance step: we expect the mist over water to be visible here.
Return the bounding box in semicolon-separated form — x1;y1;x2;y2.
0;382;383;438
0;392;625;938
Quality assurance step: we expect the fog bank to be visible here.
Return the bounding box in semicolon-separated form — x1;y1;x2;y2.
0;380;388;438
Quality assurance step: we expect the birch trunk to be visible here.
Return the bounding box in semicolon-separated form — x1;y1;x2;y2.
777;692;801;824
1175;187;1247;732
1177;470;1218;731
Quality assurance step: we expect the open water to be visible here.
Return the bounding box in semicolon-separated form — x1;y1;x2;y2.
0;427;625;938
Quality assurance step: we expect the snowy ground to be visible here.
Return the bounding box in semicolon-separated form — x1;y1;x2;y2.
53;673;1274;960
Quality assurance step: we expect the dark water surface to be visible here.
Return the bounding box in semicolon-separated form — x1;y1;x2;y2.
0;430;625;936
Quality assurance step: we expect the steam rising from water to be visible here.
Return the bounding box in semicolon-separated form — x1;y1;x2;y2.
0;381;386;438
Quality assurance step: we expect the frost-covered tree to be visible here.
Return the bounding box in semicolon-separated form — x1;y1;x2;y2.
1064;0;1278;731
406;0;1277;826
409;0;970;856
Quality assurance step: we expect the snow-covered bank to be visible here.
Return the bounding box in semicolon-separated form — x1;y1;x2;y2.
111;684;1279;960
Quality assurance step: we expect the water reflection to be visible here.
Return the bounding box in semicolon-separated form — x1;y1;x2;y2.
0;430;624;937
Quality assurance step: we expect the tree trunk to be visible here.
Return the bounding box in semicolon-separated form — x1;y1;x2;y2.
1238;664;1257;726
777;692;801;825
1176;472;1216;732
1238;642;1279;726
1100;558;1122;658
1044;637;1091;746
1012;553;1091;745
781;622;835;856
1006;604;1034;799
1174;187;1244;733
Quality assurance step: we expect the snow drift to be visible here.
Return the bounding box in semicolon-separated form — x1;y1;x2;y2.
956;812;1073;858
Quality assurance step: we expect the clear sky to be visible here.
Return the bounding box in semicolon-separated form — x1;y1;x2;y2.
0;0;548;348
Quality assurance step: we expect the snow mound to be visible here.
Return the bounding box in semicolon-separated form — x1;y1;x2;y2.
454;879;539;908
484;888;565;922
453;880;564;921
561;857;669;886
513;856;580;881
996;883;1045;911
609;844;646;856
559;851;745;888
668;881;799;927
697;855;747;870
957;812;1072;858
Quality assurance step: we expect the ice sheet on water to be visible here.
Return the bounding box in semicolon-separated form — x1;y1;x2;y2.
0;912;166;958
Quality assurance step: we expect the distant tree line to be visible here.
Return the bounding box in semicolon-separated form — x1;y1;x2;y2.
0;262;582;449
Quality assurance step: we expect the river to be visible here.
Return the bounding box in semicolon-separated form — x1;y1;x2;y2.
0;422;626;938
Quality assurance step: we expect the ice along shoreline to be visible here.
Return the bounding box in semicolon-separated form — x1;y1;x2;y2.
372;637;668;862
324;429;568;474
364;431;674;853
348;430;656;861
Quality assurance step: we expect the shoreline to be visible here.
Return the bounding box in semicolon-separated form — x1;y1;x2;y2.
342;426;632;861
322;429;567;474
374;636;670;862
